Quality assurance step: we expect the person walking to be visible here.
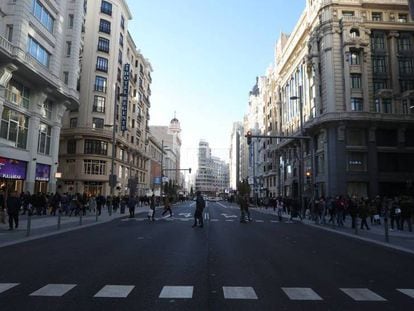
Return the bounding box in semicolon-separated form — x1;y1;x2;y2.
400;196;413;232
359;198;370;230
192;191;205;227
6;191;21;230
148;194;156;221
162;196;173;217
128;195;136;218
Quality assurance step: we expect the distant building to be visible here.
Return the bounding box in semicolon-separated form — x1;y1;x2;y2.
195;140;229;196
0;0;84;194
229;122;243;190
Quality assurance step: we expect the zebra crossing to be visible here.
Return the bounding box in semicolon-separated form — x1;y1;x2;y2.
120;215;293;224
1;282;413;302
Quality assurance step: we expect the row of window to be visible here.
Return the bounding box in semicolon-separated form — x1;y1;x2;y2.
0;107;51;154
349;97;414;114
32;0;54;33
341;10;409;23
371;32;412;52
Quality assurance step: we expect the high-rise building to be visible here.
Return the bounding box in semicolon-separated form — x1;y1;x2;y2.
59;0;153;196
229;122;242;190
0;0;84;194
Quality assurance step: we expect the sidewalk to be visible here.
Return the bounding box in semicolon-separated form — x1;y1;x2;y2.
0;206;153;248
253;206;414;254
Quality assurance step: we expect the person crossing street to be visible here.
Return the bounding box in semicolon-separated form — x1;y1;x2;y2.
192;191;205;228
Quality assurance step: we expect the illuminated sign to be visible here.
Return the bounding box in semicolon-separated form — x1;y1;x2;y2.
121;63;130;131
0;157;27;180
35;163;51;181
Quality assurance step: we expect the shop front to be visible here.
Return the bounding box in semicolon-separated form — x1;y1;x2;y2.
34;163;51;193
0;156;27;193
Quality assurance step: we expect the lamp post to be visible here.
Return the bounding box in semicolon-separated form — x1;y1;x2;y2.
290;85;304;216
104;122;117;196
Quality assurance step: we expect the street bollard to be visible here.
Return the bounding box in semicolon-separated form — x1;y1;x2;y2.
57;211;61;230
79;213;83;226
26;213;32;237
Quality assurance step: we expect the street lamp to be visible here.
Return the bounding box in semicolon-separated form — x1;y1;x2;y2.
104;123;116;196
290;85;304;215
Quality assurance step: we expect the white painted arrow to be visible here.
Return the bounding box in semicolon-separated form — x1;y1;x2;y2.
221;213;238;219
178;213;192;218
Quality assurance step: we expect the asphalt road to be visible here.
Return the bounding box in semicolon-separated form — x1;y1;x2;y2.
0;200;413;310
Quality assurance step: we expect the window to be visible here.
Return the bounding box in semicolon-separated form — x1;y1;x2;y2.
398;36;411;51
350;74;361;89
99;19;111;34
67;139;76;154
398;14;408;23
70;118;77;128
32;0;54;32
5;80;30;109
372;12;382;21
373;57;386;74
351;98;363;111
400;80;414;92
0;107;28;149
118;49;122;65
27;36;50;67
349;50;360;65
96;56;108;72
371;33;385;50
94;76;107;93
66;41;72;57
376;129;398;146
92;118;104;129
373;80;387;92
100;0;112;16
6;24;13;42
84;139;108;155
40;101;52;119
119;33;124;47
63;71;69;85
68;14;74;29
347;152;367;172
84;160;106;175
347;128;367;146
97;37;110;53
399;58;413;75
93;96;106;113
342;11;355;17
382;98;392;113
37;123;51;155
402;99;414;114
350;28;359;38
121;15;125;29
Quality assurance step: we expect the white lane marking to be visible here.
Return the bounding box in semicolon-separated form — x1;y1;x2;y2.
282;287;323;300
223;287;258;299
255;220;264;223
397;289;414;299
94;285;135;298
221;213;237;218
211;219;219;222
180;218;191;221
225;219;234;222
340;288;387;301
179;213;192;218
30;284;76;297
204;213;210;220
270;220;279;223
159;286;193;299
0;283;19;294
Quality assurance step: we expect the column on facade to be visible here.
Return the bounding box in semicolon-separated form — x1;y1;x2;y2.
388;31;400;95
368;126;378;196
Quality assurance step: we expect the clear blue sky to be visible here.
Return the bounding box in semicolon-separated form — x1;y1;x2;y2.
126;0;305;170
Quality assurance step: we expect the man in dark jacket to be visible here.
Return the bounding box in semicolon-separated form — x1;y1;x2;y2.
192;191;205;228
6;191;21;230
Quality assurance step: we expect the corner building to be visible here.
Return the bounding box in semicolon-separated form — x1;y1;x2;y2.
273;0;414;199
59;0;153;196
0;0;84;194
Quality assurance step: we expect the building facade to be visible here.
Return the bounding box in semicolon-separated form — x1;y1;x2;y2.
229;121;242;191
271;0;414;200
0;0;84;194
59;0;153;196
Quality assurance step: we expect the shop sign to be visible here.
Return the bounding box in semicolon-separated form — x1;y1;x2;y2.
121;63;130;131
0;157;27;180
35;163;51;181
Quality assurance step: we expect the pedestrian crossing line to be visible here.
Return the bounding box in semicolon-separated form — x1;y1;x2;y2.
210;219;219;222
225;219;234;222
340;288;387;301
255;220;264;223
282;287;323;301
94;285;135;298
397;288;414;299
30;284;77;297
270;220;280;223
159;286;193;299
223;286;258;300
0;283;19;294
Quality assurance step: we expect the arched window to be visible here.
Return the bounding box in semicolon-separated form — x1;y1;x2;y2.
350;28;360;38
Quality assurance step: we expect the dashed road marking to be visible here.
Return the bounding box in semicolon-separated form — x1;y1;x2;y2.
30;284;77;297
159;286;193;299
223;286;258;300
225;219;234;222
397;289;414;299
282;287;323;300
0;283;19;294
255;220;264;223
340;288;387;301
94;285;135;298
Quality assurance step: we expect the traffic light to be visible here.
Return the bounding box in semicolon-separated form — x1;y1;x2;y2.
189;168;192;174
306;171;311;184
246;131;252;145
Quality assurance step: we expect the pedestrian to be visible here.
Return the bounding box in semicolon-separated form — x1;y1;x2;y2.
192;191;205;227
400;196;413;232
128;195;136;218
359;198;370;230
88;195;97;214
148;194;156;221
276;197;283;222
6;190;21;230
239;193;251;223
162;196;173;217
96;194;105;216
349;196;358;229
0;188;6;224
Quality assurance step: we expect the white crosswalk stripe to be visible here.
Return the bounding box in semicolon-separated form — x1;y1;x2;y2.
223;286;258;299
282;287;323;300
397;288;414;299
30;284;77;297
340;288;387;301
225;219;234;222
255;220;264;223
211;219;219;222
159;286;193;298
0;283;19;294
94;285;135;298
